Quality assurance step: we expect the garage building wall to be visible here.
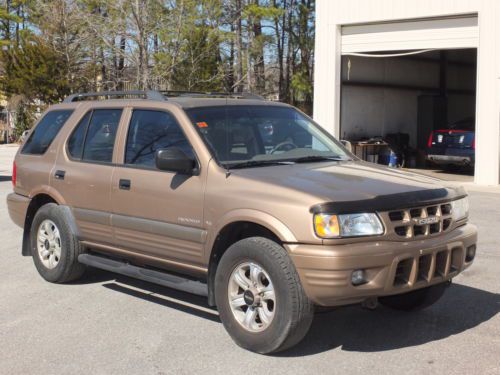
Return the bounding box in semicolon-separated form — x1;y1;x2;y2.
314;0;500;185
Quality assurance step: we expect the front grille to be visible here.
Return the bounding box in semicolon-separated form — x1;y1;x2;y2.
417;254;432;282
394;258;413;285
392;247;462;287
434;251;448;277
387;203;453;239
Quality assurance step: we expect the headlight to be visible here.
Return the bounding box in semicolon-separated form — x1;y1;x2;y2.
451;197;469;221
314;213;384;238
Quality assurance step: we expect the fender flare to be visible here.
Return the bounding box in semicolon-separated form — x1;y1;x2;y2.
22;203;80;256
205;209;297;307
205;208;297;259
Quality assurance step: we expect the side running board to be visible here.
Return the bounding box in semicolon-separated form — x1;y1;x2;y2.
78;253;208;297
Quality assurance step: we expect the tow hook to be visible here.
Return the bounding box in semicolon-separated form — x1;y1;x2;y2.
361;297;378;310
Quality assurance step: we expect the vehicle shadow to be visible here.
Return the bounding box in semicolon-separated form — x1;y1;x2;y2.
69;267;117;285
75;269;499;356
101;276;220;323
279;283;499;357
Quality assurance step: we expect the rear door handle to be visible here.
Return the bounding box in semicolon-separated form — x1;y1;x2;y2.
54;170;65;180
119;179;131;190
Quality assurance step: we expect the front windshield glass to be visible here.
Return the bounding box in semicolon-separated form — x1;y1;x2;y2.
185;105;350;167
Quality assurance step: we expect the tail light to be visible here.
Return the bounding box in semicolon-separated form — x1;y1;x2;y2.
427;131;434;148
12;161;16;187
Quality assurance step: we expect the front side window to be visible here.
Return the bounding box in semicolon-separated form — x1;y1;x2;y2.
185;106;349;167
67;109;122;163
22;110;73;155
125;109;194;168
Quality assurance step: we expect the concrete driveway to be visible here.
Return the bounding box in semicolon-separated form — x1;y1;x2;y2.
0;145;498;375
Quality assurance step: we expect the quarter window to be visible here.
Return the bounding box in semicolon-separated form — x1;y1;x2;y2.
67;109;122;163
22;110;73;155
67;111;91;159
125;110;194;168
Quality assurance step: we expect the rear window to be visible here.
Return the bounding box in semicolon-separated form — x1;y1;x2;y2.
22;110;73;155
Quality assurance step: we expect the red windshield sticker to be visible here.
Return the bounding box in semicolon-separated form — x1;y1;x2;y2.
197;122;208;128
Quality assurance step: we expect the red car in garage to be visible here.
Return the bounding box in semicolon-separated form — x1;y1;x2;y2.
427;118;475;169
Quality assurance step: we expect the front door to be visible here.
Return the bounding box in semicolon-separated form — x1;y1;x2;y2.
110;108;206;273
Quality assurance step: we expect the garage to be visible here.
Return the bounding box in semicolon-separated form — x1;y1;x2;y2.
339;16;477;178
314;1;500;185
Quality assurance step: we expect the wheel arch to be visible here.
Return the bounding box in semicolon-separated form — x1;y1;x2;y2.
22;193;78;256
206;211;296;306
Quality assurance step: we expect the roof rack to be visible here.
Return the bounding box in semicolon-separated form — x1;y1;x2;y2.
63;90;166;103
160;90;265;100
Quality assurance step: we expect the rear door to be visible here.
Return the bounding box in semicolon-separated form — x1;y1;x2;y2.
110;107;207;275
52;107;124;245
15;109;74;198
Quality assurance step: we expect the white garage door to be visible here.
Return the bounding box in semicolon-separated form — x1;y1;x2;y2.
341;15;478;53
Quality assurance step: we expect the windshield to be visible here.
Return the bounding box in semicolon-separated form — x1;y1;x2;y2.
185;105;350;167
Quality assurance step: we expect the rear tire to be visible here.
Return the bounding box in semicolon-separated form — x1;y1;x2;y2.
379;282;449;311
30;203;86;283
215;237;313;354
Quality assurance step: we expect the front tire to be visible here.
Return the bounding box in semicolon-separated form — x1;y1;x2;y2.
379;282;449;311
215;237;313;354
30;203;86;283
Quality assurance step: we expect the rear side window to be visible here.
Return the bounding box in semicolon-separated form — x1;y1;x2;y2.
125;110;194;168
67;109;122;163
67;111;91;158
22;110;73;155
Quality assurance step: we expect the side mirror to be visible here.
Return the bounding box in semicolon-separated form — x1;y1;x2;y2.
155;148;196;174
340;139;352;152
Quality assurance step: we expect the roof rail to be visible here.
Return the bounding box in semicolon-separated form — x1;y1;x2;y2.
63;90;166;103
160;90;265;100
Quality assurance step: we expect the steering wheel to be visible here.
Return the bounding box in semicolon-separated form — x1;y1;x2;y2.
270;141;297;154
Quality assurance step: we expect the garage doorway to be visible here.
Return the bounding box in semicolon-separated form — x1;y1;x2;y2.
338;16;478;180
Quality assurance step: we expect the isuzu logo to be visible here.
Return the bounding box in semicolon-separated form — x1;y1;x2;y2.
416;216;439;225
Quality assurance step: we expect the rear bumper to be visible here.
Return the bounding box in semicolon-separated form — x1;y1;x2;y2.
427;154;473;165
7;192;30;228
286;223;477;306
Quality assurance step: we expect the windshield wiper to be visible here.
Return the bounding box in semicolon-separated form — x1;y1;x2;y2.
291;155;348;163
227;160;295;170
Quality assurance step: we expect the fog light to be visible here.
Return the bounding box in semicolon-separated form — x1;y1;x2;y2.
351;270;367;286
466;245;476;262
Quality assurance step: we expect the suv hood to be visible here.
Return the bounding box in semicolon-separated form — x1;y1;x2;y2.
230;161;465;212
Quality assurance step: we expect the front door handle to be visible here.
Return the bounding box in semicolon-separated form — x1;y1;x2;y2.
119;179;131;190
54;170;65;180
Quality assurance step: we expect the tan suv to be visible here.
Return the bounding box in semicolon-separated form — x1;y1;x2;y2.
7;91;477;354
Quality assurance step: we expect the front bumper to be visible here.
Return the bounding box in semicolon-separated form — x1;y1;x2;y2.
7;192;30;228
286;223;477;306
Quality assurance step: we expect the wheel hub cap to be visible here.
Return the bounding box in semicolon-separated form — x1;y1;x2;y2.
36;219;62;270
243;289;260;307
227;262;276;332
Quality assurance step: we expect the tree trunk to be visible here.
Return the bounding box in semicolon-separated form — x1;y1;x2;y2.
252;0;265;94
284;0;294;103
274;0;286;100
234;0;244;92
